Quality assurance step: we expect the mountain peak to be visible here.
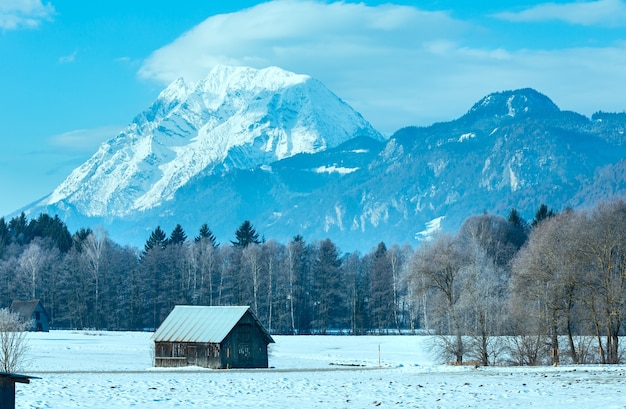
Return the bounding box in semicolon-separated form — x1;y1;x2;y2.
158;77;188;104
465;88;560;120
40;65;383;217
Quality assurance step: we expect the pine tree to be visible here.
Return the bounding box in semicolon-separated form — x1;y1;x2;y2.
169;224;187;245
369;242;393;333
195;223;218;248
531;204;556;228
8;212;28;244
508;208;527;229
231;220;260;248
311;239;344;333
507;208;529;249
0;218;8;258
144;226;167;254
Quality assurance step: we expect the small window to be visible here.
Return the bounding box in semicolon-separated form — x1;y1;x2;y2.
35;311;40;320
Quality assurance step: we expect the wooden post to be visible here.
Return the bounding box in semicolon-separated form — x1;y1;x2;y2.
0;373;39;409
378;344;381;368
0;377;16;409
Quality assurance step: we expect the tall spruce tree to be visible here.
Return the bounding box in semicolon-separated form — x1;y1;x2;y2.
169;224;187;245
144;226;167;254
231;220;260;248
311;239;344;333
531;204;556;228
195;223;218;248
369;242;394;333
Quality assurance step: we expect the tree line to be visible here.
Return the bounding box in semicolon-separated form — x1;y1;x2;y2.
0;199;624;365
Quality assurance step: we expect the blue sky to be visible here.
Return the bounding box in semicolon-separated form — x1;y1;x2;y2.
2;0;626;218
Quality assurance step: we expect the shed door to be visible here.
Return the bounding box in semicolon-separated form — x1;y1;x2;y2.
238;326;252;362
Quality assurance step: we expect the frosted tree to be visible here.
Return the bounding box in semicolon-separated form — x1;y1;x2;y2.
458;241;507;365
511;211;587;365
410;234;466;363
19;241;44;299
190;234;220;305
286;235;309;334
262;240;284;333
241;244;263;313
578;201;626;364
0;308;30;373
83;228;107;329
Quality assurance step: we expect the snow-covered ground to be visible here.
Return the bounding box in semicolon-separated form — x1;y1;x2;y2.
16;331;626;408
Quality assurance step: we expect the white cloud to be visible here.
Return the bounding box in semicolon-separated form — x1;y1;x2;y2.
138;0;468;132
494;0;626;27
138;0;466;85
49;126;124;153
0;0;55;30
137;0;626;133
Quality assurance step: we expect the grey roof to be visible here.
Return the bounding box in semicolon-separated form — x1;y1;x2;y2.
152;306;274;344
10;299;48;320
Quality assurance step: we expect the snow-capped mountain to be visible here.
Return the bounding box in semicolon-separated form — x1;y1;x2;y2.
23;83;626;252
41;65;383;217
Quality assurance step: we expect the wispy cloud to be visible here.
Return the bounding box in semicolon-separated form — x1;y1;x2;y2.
138;0;469;131
138;0;467;85
0;0;55;30
137;0;626;133
494;0;626;27
59;50;78;64
48;125;124;153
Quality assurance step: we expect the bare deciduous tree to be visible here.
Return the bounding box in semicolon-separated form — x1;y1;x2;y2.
578;201;626;364
19;241;44;299
242;244;263;314
459;243;507;366
83;228;107;329
510;212;585;365
0;308;29;373
411;234;466;363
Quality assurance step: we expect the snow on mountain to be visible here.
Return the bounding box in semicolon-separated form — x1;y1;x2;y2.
42;66;383;216
26;86;626;252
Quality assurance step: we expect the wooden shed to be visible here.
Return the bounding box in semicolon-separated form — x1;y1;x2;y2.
9;300;50;332
152;306;274;369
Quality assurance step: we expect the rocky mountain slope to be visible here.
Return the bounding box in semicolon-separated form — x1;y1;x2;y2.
23;72;626;251
40;65;383;217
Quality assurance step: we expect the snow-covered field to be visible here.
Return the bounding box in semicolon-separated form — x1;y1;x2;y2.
16;331;626;408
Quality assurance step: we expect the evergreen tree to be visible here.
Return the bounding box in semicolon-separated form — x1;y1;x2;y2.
195;223;218;248
0;218;8;258
28;214;72;253
507;208;529;249
311;239;345;333
508;208;527;230
169;224;187;245
369;242;394;333
231;220;260;248
8;212;28;245
531;204;556;228
144;226;167;254
72;228;93;252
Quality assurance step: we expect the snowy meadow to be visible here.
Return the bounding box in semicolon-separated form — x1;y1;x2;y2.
17;331;626;408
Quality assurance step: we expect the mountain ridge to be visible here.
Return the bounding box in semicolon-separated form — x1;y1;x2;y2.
21;72;626;251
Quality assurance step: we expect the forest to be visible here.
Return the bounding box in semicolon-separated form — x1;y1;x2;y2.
0;199;625;366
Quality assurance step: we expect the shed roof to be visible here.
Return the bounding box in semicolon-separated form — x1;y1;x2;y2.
152;306;274;344
0;372;40;384
9;300;48;320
